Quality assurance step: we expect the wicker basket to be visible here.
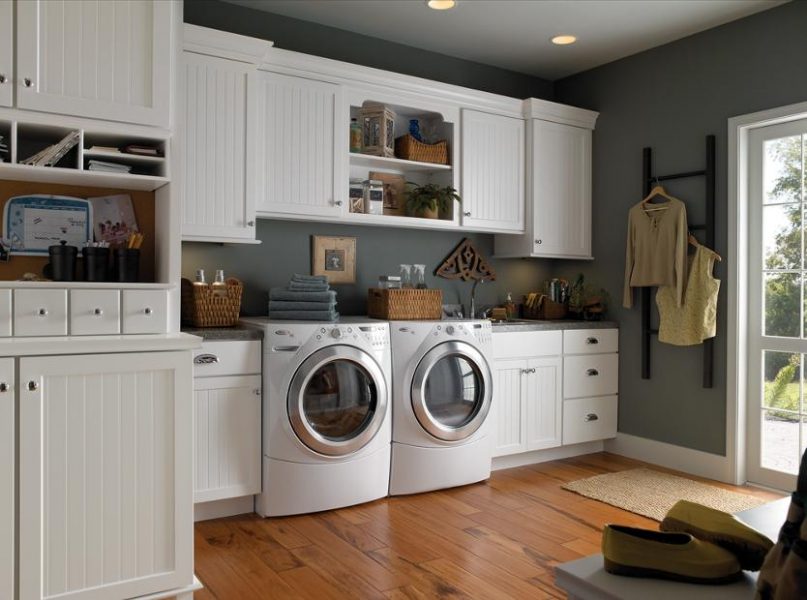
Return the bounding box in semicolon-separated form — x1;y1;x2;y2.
181;277;243;327
395;135;449;165
367;288;443;320
523;296;568;320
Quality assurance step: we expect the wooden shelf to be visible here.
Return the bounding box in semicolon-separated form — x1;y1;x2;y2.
349;153;451;173
0;162;168;191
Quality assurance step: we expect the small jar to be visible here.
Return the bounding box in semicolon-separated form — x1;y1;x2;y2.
349;178;364;213
363;179;384;215
378;275;402;289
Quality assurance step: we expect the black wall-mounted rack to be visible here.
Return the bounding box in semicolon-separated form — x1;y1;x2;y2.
640;134;716;388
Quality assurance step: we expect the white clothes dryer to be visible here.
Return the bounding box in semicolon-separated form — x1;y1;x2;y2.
240;317;392;516
388;319;494;495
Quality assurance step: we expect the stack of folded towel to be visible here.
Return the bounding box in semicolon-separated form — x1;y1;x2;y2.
268;274;339;321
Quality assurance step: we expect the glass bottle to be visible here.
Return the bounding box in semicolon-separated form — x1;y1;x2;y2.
349;118;362;153
194;269;207;286
413;264;427;289
212;269;227;296
399;264;412;289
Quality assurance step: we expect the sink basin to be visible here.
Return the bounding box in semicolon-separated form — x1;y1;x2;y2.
488;319;533;326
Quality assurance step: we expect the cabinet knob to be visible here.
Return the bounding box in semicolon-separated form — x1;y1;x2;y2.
27;381;38;392
535;239;542;245
334;200;343;207
37;308;48;317
93;308;103;316
463;211;472;217
23;77;33;88
586;337;599;345
586;368;599;377
247;220;255;227
144;307;153;315
0;382;8;393
253;388;261;396
585;413;599;422
0;74;6;84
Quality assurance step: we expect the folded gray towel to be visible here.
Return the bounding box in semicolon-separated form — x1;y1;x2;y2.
269;310;339;321
269;300;336;311
288;282;330;292
292;274;328;283
269;288;336;302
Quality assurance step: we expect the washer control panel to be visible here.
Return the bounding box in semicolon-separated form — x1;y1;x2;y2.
429;321;492;345
309;324;389;349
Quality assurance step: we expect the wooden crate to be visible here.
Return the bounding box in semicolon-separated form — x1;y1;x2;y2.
367;288;443;320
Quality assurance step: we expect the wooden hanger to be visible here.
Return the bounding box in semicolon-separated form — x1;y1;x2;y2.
688;232;722;261
640;184;676;212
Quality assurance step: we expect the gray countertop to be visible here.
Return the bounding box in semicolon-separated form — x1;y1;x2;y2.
491;319;618;332
181;326;264;341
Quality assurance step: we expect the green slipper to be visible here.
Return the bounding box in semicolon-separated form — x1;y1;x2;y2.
660;500;774;571
602;524;742;584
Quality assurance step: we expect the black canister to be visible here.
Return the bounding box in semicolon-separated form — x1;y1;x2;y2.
46;241;78;281
82;247;110;282
114;248;140;283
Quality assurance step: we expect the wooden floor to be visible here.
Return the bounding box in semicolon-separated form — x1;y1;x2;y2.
193;453;782;599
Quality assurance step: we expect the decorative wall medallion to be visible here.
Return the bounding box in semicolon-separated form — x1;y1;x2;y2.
435;238;497;281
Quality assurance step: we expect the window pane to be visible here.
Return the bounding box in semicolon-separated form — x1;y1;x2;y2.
763;350;800;410
765;272;801;337
763;204;801;270
764;135;802;204
761;409;799;474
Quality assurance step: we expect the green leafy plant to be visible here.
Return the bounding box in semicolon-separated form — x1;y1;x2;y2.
405;183;461;218
765;355;800;421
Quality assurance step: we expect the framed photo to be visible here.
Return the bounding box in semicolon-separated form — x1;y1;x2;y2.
311;235;356;284
369;171;406;216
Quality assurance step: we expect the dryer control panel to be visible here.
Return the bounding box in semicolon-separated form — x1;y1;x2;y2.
428;321;492;345
311;324;389;349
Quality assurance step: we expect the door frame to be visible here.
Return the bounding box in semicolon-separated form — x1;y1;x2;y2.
727;100;807;486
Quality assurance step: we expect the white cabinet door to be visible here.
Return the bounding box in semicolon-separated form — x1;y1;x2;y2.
461;110;525;232
531;119;592;258
181;51;258;242
254;71;343;217
0;1;12;108
524;356;562;451
194;375;261;503
492;359;527;457
0;358;13;600
16;0;172;127
19;351;193;600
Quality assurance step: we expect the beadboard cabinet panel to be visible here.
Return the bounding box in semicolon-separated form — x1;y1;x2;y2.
254;71;343;217
492;359;528;457
0;358;13;600
525;357;562;451
461;110;525;232
19;352;193;600
181;51;257;241
16;0;172;126
0;1;12;108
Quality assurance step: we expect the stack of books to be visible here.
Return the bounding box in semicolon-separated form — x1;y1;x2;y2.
0;135;7;162
20;130;80;167
88;160;132;174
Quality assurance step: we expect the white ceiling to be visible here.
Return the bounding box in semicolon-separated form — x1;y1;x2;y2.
221;0;785;80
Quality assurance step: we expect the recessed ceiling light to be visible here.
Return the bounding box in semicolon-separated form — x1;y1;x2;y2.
551;35;577;45
427;0;456;10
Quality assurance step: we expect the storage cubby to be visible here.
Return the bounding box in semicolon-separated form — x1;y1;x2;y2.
0;121;11;164
16;123;80;170
82;131;168;178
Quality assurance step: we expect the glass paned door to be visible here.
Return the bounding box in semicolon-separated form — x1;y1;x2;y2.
748;119;807;489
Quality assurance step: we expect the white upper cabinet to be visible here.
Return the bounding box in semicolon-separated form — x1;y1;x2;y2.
254;71;343;217
461;109;525;233
0;2;12;108
495;99;598;260
181;52;257;242
15;0;173;127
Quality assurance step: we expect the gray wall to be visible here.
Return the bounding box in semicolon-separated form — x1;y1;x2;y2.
554;0;807;455
183;0;554;100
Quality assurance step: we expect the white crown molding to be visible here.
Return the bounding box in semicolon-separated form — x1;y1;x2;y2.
523;98;599;130
184;24;274;64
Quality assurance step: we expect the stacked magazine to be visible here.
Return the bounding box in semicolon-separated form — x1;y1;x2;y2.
87;160;132;174
0;135;7;162
20;130;80;167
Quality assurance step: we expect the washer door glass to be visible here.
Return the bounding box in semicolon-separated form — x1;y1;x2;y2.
289;345;388;456
411;341;492;442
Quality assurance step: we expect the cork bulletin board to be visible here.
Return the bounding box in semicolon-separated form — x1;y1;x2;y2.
0;180;156;282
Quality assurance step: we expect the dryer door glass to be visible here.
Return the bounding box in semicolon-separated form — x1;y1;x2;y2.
412;341;492;442
289;345;388;456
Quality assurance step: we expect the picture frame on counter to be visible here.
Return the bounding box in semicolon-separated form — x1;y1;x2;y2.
311;235;357;284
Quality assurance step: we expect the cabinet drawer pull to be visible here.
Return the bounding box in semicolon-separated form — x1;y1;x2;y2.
586;337;599;345
0;382;8;393
585;413;599;422
194;354;220;365
37;308;48;317
27;381;38;392
587;368;599;377
521;367;536;375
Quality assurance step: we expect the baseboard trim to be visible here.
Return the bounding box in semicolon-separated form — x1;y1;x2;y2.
194;495;255;522
492;441;604;471
605;433;732;483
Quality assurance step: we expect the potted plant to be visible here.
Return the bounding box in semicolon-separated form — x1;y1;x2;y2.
405;183;461;220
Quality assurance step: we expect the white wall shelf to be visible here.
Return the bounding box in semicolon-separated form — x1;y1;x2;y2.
0;162;168;191
82;151;166;165
349;153;451;173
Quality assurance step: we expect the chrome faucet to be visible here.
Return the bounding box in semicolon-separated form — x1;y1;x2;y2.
470;278;485;319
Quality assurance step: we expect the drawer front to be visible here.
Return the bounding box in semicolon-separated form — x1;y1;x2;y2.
564;329;618;355
563;395;618;445
14;289;68;336
70;290;121;335
122;290;169;334
564;353;618;399
194;341;261;377
492;330;562;359
0;290;10;336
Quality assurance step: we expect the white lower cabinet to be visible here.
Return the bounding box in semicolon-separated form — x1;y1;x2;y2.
18;351;193;600
0;358;14;600
563;395;619;446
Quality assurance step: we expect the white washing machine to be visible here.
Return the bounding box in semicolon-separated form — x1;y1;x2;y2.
389;319;494;495
240;317;392;516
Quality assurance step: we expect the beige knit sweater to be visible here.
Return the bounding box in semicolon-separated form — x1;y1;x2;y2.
623;197;688;309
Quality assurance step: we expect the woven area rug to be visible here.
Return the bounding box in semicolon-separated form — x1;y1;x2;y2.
562;468;767;521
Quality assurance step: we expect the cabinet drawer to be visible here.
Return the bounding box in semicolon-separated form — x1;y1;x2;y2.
564;329;618;354
0;290;10;336
564;353;618;399
70;290;120;335
122;290;168;334
194;341;261;377
563;395;618;445
14;289;68;336
493;330;562;359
